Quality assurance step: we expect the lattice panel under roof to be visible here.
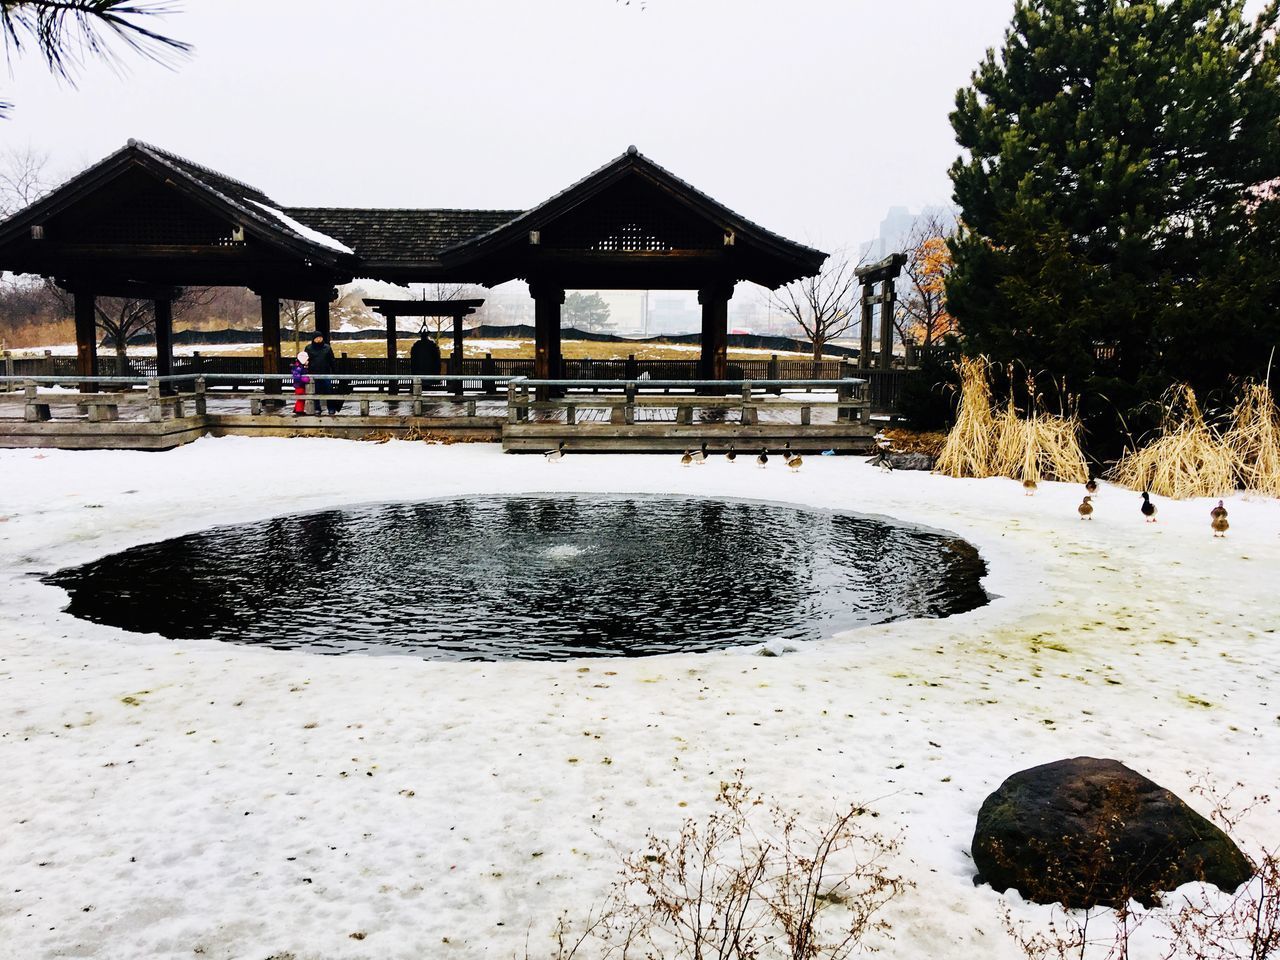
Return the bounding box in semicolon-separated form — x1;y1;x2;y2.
543;178;722;252
47;169;239;247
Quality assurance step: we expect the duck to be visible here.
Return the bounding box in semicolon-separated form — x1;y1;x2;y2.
725;444;737;464
680;449;694;467
786;447;803;472
1085;476;1098;495
545;440;565;463
1022;477;1038;496
1141;491;1157;522
756;447;769;469
691;442;708;465
1078;495;1093;520
1211;500;1229;538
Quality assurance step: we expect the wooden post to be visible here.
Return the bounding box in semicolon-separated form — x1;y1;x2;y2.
386;313;399;395
837;358;853;422
452;314;465;397
314;297;331;340
859;283;874;370
24;380;50;422
530;283;564;400
697;283;733;384
412;375;424;417
74;290;98;391
305;378;318;416
878;277;895;371
261;294;281;396
481;352;498;395
147;378;162;422
767;353;781;395
154;297;174;390
195;376;207;416
740;380;755;426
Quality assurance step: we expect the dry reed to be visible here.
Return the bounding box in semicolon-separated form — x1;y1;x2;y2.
1108;385;1238;499
934;357;998;478
1225;381;1280;498
996;411;1090;483
935;358;1088;482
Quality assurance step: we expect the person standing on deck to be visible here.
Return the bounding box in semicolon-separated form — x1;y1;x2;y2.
305;334;340;415
409;329;442;391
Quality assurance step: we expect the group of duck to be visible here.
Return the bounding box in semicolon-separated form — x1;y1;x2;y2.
545;443;1233;537
678;442;804;471
542;440;803;471
1022;475;1231;537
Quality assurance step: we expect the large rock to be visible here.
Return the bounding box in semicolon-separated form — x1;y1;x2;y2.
864;451;934;471
972;757;1252;908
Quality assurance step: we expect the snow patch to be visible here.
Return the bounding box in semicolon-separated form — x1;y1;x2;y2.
248;200;354;255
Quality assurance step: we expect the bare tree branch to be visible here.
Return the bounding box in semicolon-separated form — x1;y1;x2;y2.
768;250;866;361
0;144;49;216
46;281;213;366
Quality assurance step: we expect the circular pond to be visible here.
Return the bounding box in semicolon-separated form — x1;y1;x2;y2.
45;495;987;660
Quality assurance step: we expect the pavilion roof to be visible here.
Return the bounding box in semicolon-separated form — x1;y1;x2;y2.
283;208;522;266
0;140;360;270
443;146;826;270
0;142;827;290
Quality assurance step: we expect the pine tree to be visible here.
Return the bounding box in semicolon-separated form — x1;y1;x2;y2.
948;0;1280;423
1;1;190;117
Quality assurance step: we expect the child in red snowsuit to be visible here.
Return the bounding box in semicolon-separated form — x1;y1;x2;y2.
291;352;311;415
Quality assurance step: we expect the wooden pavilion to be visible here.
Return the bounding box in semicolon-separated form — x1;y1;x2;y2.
0;141;828;387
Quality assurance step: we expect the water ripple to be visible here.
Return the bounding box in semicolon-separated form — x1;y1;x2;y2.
46;495;988;661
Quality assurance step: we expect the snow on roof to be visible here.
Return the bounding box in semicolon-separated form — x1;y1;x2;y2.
248;200;355;255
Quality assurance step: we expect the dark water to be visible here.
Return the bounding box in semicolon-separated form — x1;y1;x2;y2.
45;495;987;661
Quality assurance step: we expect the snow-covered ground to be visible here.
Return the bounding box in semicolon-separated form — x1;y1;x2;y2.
0;440;1277;959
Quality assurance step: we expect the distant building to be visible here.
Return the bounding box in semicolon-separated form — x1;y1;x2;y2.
646;293;700;336
858;203;961;275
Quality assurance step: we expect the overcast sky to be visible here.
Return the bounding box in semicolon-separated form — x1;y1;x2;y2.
1;0;1045;253
7;0;1268;257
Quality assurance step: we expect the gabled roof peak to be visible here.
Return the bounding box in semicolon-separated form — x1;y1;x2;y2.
126;139;273;204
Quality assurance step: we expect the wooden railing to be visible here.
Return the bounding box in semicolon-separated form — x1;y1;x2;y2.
0;373;871;426
506;378;870;427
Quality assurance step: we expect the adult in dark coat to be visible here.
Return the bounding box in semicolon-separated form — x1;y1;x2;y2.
409;331;441;390
305;335;341;414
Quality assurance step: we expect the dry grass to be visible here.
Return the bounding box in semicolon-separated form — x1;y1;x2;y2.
1108;385;1238;499
1225;381;1280;498
992;403;1089;484
935;358;1087;482
935;357;998;478
356;425;479;444
881;428;948;457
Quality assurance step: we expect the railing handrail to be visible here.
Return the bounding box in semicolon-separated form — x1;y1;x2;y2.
513;377;866;389
0;373;518;384
1;373;866;389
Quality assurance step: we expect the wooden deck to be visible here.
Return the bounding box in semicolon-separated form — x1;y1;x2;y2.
0;374;875;452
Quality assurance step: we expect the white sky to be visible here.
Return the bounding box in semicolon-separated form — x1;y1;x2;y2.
3;0;1035;253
